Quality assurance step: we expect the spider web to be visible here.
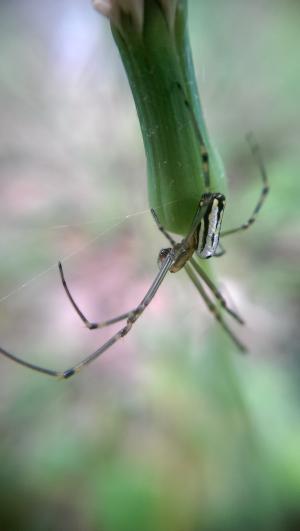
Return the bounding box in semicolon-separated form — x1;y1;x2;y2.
0;200;178;304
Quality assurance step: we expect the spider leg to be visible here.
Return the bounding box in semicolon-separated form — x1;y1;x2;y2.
0;347;62;378
151;208;176;246
184;263;247;352
0;251;175;379
189;257;244;325
153;82;216;246
221;133;269;237
59;262;132;330
176;82;210;191
214;241;226;257
152;199;210;254
152;202;243;331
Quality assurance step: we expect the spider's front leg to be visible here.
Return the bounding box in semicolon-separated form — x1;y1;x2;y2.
0;248;177;380
58;262;133;330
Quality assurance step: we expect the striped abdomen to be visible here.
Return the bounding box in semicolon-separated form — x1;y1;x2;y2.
196;193;225;259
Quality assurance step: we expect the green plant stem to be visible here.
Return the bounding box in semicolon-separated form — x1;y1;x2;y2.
111;0;225;235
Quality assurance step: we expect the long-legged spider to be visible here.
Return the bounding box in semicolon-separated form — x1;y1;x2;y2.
0;91;269;379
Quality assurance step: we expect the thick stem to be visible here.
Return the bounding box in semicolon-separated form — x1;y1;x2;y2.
111;0;225;235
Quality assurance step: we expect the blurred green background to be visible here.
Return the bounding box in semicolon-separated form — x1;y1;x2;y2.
0;1;299;530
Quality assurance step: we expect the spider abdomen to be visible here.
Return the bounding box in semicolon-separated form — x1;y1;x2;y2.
197;193;225;259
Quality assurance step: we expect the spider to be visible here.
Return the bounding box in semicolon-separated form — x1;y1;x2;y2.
0;91;269;380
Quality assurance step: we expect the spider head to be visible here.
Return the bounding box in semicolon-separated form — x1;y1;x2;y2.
157;247;172;269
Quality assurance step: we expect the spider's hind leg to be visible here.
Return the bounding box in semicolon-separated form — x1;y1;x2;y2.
175;82;211;192
221;133;269;237
151;208;177;247
214;241;226;257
